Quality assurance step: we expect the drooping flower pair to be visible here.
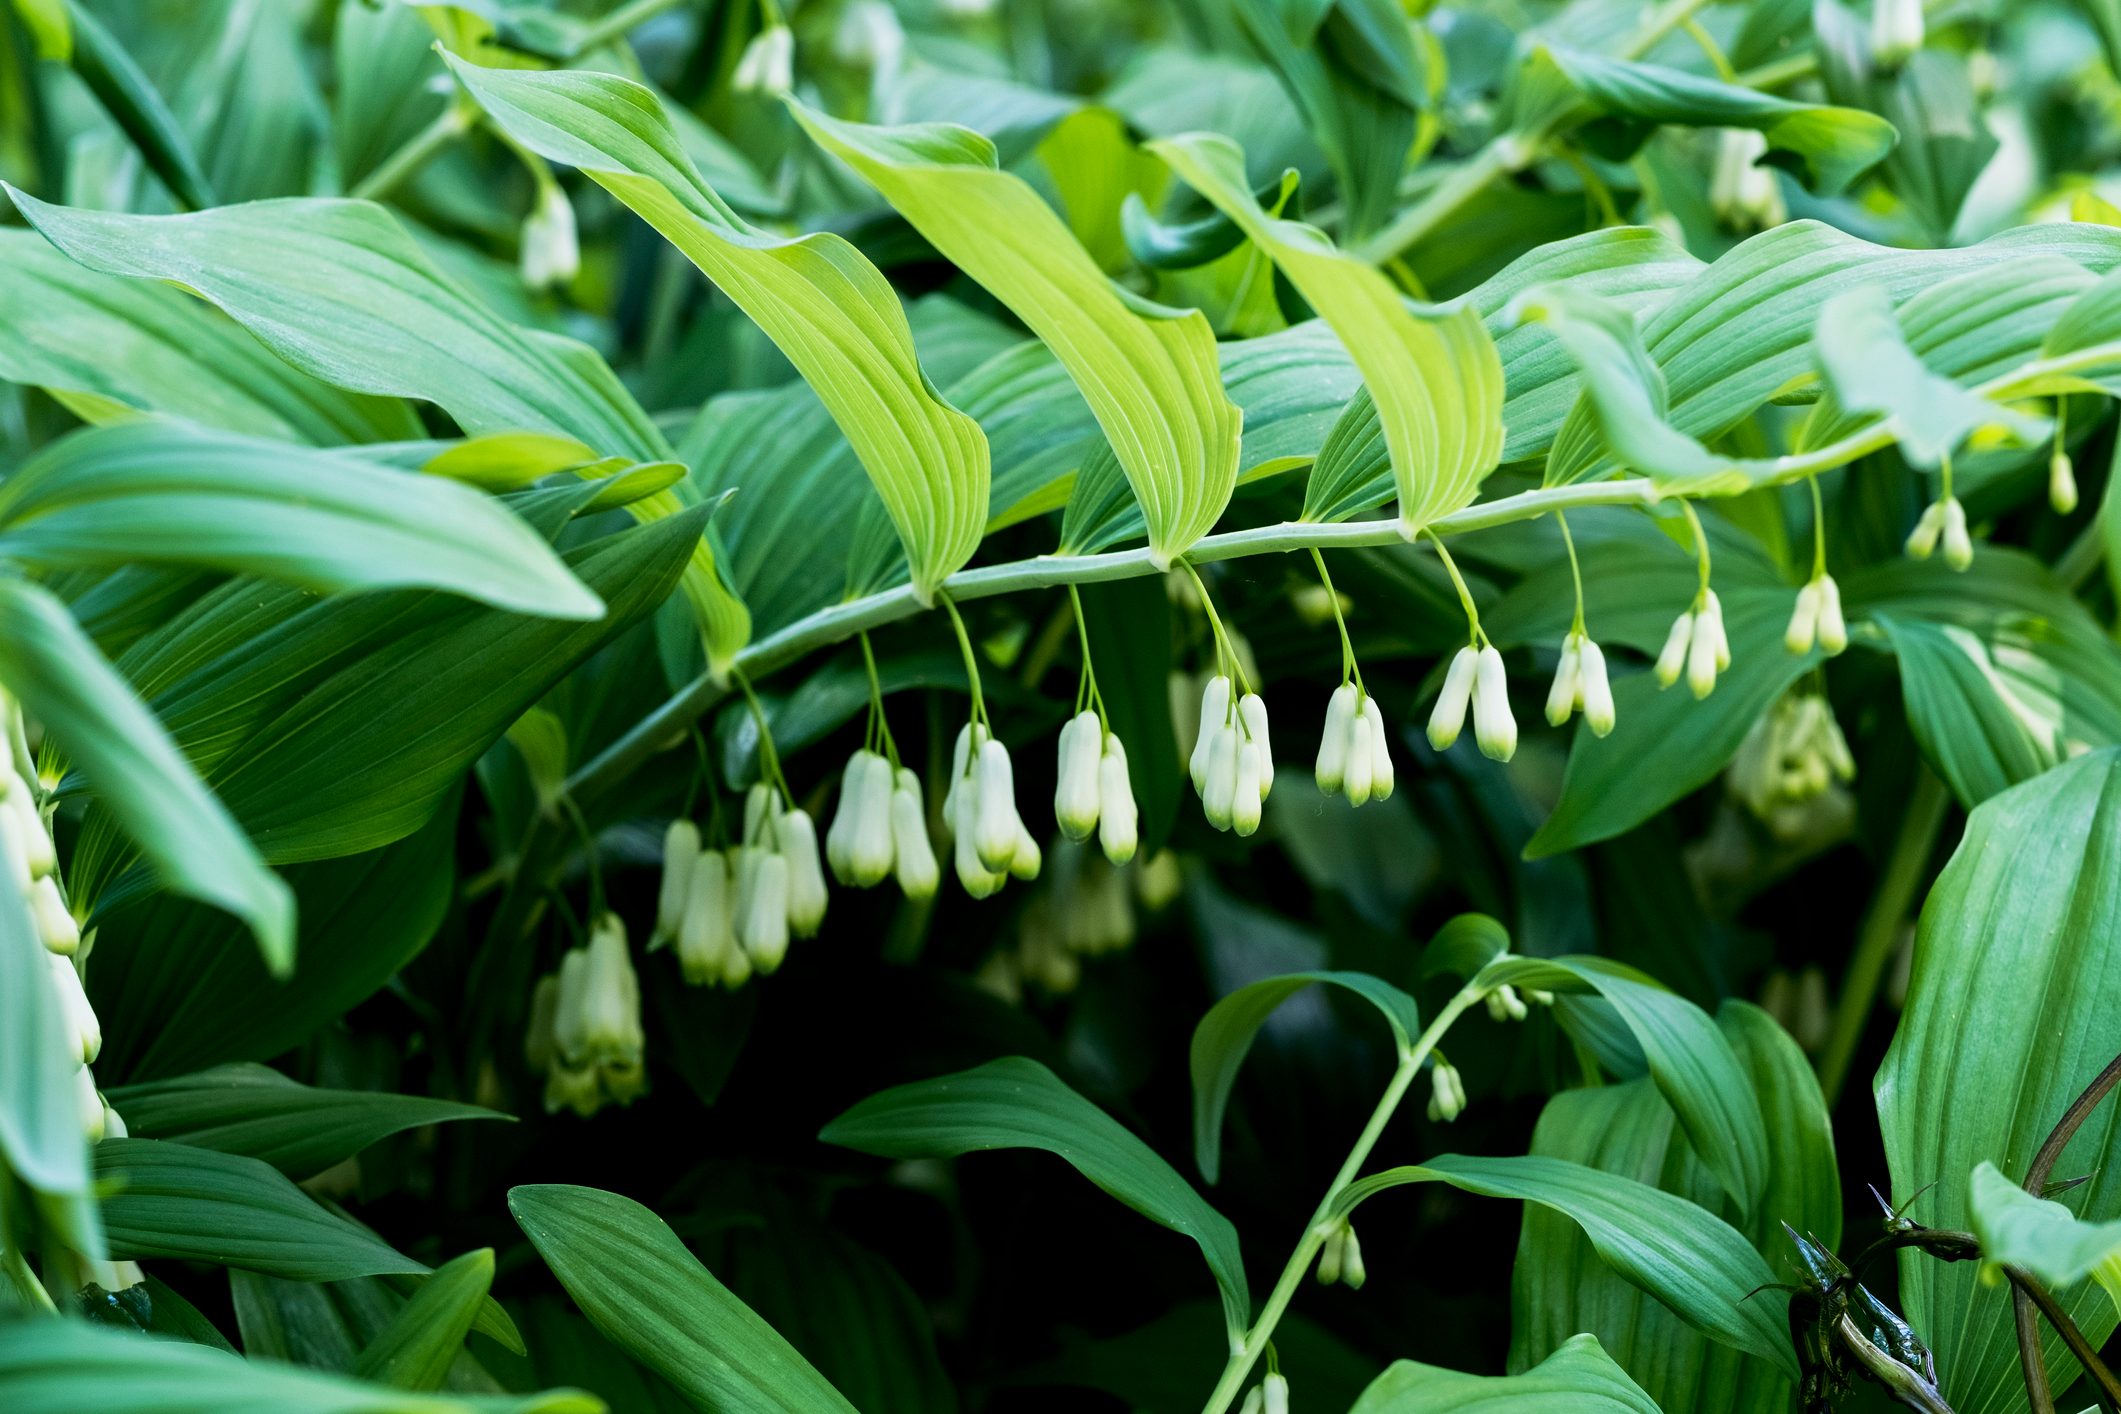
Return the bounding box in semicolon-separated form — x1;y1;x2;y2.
651;783;829;990
1656;590;1731;699
827;749;940;898
1427;645;1517;760
1905;496;1973;571
1054;712;1138;864
528;913;647;1117
1190;676;1272;835
944;722;1040;897
1314;682;1395;805
1784;574;1849;656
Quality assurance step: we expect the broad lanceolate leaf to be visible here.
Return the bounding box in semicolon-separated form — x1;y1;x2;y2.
444;59;987;606
0;423;602;619
1531;47;1896;195
0;578;292;968
1;184;747;671
1349;1334;1662;1414
792;102;1241;568
1480;956;1769;1215
1151;132;1504;531
0;1320;597;1414
509;1184;860;1414
354;1249;500;1392
1967;1161;2121;1318
820;1056;1251;1339
1877;750;2121;1414
1190;970;1419;1183
105;1063;504;1179
1335;1152;1795;1377
97;1138;519;1349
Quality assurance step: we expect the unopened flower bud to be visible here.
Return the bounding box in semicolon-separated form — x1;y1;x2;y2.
827;753;865;883
1008;822;1042;881
1241;1389;1264;1414
1785;581;1823;656
101;1100;127;1142
1315;1225;1345;1285
520;181;579;291
1316;683;1358;793
654;820;700;944
1427;1059;1466;1122
1342;707;1374;807
1545;636;1582;727
1263;1372;1289;1414
578;916;644;1064
1339;1222;1367;1289
1905;500;1946;560
776;809;828;938
678;849;735;985
1191;676;1231;795
890;769;940;899
848;752;896;887
1055;711;1103;841
741;852;791;971
1940;498;1972;570
1096;735;1138;866
1428;647;1478;750
1710;128;1785;233
1472;646;1516;761
1655;611;1692;688
1578;639;1615;737
3;785;53;880
2052;449;2079;515
1238;693;1273;799
1233;740;1265;837
1202;723;1239;830
1486;982;1530;1022
31;875;77;955
732;23;794;95
48;953;98;1063
1361;696;1394;801
974;739;1023;873
951;784;1007;899
1871;0;1923;68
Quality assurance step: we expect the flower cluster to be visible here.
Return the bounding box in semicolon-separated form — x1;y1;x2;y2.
1427;645;1517;760
1728;692;1858;839
1190;676;1272;834
1784;574;1849;656
1427;1059;1467;1123
1010;844;1136;994
527;913;647;1117
1656;590;1730;699
945;723;1041;897
1315;1218;1367;1289
1054;711;1138;864
1545;631;1616;736
828;750;940;899
1314;682;1395;805
1905;496;1973;570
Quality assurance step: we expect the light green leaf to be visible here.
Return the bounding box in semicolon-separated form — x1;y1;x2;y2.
1190;970;1420;1183
105;1063;505;1179
1874;615;2055;806
97;1138;519;1350
10;0;68;59
0;1319;596;1414
0;422;602;619
0;578;292;969
1152;131;1504;531
1350;1333;1663;1414
443;58;987;606
1334;1152;1795;1377
790;101;1239;567
61;2;216;210
1968;1161;2121;1318
1877;750;2121;1414
510;1184;860;1414
819;1056;1250;1339
355;1249;499;1392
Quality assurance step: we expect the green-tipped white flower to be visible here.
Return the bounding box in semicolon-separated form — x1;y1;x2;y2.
827;751;866;884
888;769;940;899
653;819;700;945
1;781;53;880
1940;497;1973;570
777;808;828;939
1786;575;1849;657
1428;646;1479;750
742;782;775;847
1675;591;1729;700
77;1062;103;1142
1240;1389;1264;1414
1316;1224;1346;1285
1785;580;1823;655
1007;822;1042;881
520;181;578;291
943;723;985;834
1427;1059;1466;1122
1342;706;1374;807
1238;693;1273;799
2052;449;2079;514
1233;740;1265;837
1315;682;1358;793
1578;639;1616;737
581;916;644;1060
1339;1222;1367;1289
732;23;793;95
677;849;735;986
1201;722;1239;830
1545;636;1583;728
1097;734;1138;866
1361;696;1394;801
1654;612;1693;688
950;775;1007;899
1190;675;1231;794
1472;646;1516;761
741;852;791;972
1055;710;1103;841
31;874;76;955
1485;983;1529;1022
1710;128;1785;233
1263;1372;1289;1414
974;738;1023;873
1871;0;1923;67
1905;499;1947;560
49;952;98;1064
849;752;897;887
549;916;646;1112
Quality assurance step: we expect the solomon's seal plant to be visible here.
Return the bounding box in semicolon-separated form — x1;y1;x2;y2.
1;2;2121;1413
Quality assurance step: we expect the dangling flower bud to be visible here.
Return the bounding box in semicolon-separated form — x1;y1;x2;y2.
1687;592;1729;700
1871;0;1923;67
550;916;646;1112
1055;711;1103;842
1240;1389;1264;1414
2052;448;2079;515
653;820;700;945
1361;696;1394;801
30;875;77;955
1940;498;1973;571
1428;647;1478;750
1190;676;1231;795
581;917;644;1060
677;850;735;985
741;853;791;972
1232;740;1265;837
520;181;579;292
1488;982;1530;1022
1578;639;1616;737
1263;1372;1289;1414
1709;128;1785;233
742;782;775;846
732;23;794;95
942;724;981;831
1655;612;1693;689
890;769;940;899
774;809;827;939
974;739;1024;873
1315;683;1358;793
2;781;53;880
1201;722;1239;831
1342;707;1374;807
1097;734;1138;866
1905;500;1947;560
849;753;897;887
48;953;98;1064
1545;636;1583;727
1010;822;1044;881
1472;646;1517;762
1238;693;1273;800
950;766;1007;899
1427;1059;1466;1122
1315;1225;1345;1286
1785;580;1823;655
827;752;866;884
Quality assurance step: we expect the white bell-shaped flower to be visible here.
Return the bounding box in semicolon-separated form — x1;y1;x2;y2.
1201;722;1239;830
1263;1372;1289;1414
1940;498;1973;570
1709;128;1785;232
942;723;984;835
741;853;791;972
30;874;76;955
1785;580;1824;655
1545;636;1583;728
77;1063;103;1142
1815;576;1848;655
1427;1060;1466;1122
1097;734;1138;866
1232;740;1265;837
1427;647;1479;750
827;751;870;884
1315;682;1359;793
974;739;1024;873
677;849;735;986
775;809;828;939
654;819;700;945
732;23;794;95
742;782;775;846
1361;695;1394;800
1472;646;1517;761
1238;693;1273;799
48;952;98;1064
1905;499;1947;560
1654;611;1693;689
1342;707;1374;807
1054;710;1104;841
1007;822;1042;881
848;752;897;887
889;768;940;899
1687;590;1729;700
1578;638;1616;738
520;181;579;291
1189;675;1231;795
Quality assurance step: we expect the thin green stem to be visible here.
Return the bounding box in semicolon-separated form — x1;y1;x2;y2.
1556;511;1586;636
557;794;604;915
1199;979;1490;1414
1423;530;1486;647
349;104;469;203
731;668;791;805
936;591;986;728
1308;547;1362;691
1808;475;1828;580
1181;559;1250;697
565;0;690;57
1065;584;1106;725
1816;767;1949;1106
1679;14;1736;80
1678;498;1713;595
858;632;897;767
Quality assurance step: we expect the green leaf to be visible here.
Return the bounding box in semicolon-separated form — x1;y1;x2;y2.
1334;1153;1795;1377
1151;131;1505;531
443;59;987;606
819;1056;1251;1338
61;2;216;210
0;230;418;445
1418;913;1511;982
0;577;292;969
1190;970;1420;1182
789;101;1240;568
1349;1333;1662;1414
97;1138;519;1350
0;1319;596;1414
1877;750;2121;1414
355;1249;499;1392
0;423;602;619
1532;46;1896;195
1873;615;2054;806
105;1063;505;1179
10;0;68;60
1480;956;1770;1214
1967;1161;2121;1318
509;1184;861;1414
